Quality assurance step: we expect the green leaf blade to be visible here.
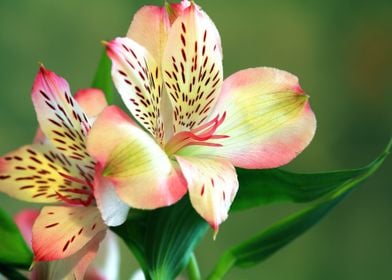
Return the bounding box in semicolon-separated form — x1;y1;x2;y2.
146;197;209;280
233;168;365;211
233;138;392;211
112;198;209;280
0;264;29;280
208;139;391;279
0;208;33;269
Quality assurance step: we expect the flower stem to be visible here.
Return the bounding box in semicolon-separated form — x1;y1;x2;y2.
187;253;201;280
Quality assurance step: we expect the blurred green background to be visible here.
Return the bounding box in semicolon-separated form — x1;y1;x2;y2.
0;0;391;279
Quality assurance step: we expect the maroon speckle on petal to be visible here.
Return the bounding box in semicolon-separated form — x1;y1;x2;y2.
45;222;59;228
62;240;70;252
200;185;205;196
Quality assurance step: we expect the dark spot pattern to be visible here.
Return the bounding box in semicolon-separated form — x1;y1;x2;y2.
110;39;165;143
36;207;103;256
0;145;93;205
163;10;223;133
36;84;95;174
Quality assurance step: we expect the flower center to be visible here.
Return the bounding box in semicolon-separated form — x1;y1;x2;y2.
165;112;229;155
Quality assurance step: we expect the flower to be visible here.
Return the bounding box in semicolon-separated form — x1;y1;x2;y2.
0;66;127;278
87;0;316;230
14;209;120;280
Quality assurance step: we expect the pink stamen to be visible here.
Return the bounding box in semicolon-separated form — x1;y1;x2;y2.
57;173;95;206
56;192;94;207
165;112;228;155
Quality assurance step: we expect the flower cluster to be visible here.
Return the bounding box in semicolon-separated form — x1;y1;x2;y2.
0;0;315;278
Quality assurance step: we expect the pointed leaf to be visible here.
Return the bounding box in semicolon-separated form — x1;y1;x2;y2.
110;211;150;279
208;139;391;279
0;264;28;280
92;49;114;103
233;167;367;211
145;197;209;280
0;207;33;269
112;197;209;280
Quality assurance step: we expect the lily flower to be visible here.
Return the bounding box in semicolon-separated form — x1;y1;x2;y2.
14;209;120;280
87;0;316;231
0;66;127;278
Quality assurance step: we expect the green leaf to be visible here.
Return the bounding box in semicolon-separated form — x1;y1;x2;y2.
112;197;209;280
233;162;375;211
145;197;208;280
111;210;151;279
0;264;28;280
91;48;113;103
208;139;391;279
0;208;33;269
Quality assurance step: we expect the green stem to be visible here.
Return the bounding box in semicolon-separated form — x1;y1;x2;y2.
206;252;236;280
187;253;201;280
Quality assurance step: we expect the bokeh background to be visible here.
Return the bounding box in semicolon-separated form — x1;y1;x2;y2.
0;0;391;279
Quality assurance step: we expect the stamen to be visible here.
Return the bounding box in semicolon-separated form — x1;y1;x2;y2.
56;192;94;207
57;172;94;206
165;112;228;155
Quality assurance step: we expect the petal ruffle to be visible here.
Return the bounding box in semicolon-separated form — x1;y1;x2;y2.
31;66;93;169
106;38;166;143
182;67;316;169
87;106;187;209
162;4;223;133
175;155;238;230
32;206;106;261
0;144;93;204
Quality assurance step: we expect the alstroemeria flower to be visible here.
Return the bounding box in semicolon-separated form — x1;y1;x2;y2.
88;1;316;230
0;67;127;278
14;209;120;280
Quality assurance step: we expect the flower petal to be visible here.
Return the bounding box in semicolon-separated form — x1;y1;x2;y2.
33;88;106;145
182;67;317;169
88;231;120;280
32;206;106;261
175;155;238;230
93;171;129;227
162;4;223;132
14;209;40;248
32;230;106;280
0;144;93;204
33;128;47;145
106;38;167;143
87;106;187;209
32;66;94;170
126;5;170;64
74;88;108;119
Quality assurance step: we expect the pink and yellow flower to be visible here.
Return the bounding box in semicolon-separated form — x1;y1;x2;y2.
0;66;127;278
14;209;120;280
87;0;316;230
